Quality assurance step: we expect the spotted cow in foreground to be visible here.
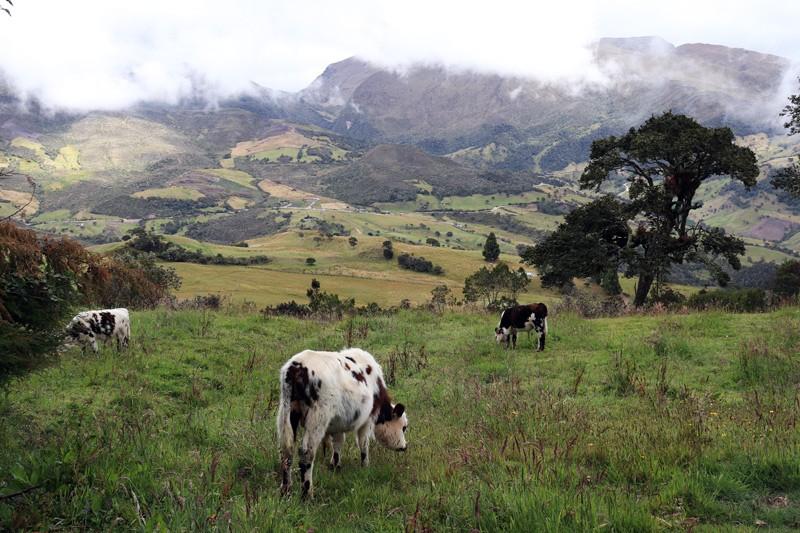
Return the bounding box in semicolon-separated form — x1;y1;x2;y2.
495;303;548;351
277;348;408;499
67;308;131;354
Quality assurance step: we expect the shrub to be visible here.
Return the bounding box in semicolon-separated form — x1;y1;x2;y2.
0;222;181;373
397;253;444;275
687;288;771;312
773;259;800;297
382;240;394;260
124;229;269;265
306;257;316;266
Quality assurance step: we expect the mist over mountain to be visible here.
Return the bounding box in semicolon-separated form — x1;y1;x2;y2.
1;36;799;253
2;36;792;175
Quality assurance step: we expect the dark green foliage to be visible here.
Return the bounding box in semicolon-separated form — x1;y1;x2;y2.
185;210;290;244
124;229;270;266
305;257;316;266
382;240;394;260
463;262;530;308
482;232;500;262
0;224;86;373
348;236;358;247
773;259;800;297
93;196;216;219
687;288;771;312
306;278;354;319
579;112;759;306
397;253;443;275
772;79;800;198
731;260;779;289
425;237;440;247
522;196;629;291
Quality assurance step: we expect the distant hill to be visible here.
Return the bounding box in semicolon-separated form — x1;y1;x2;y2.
296;37;791;171
0;36;799;257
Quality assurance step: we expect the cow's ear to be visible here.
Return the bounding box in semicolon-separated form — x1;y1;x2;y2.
393;403;405;418
378;402;393;424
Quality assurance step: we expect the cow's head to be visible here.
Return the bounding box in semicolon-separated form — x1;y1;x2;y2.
494;327;509;344
374;403;408;451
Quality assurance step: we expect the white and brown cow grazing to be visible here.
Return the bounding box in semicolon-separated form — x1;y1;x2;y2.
277;348;408;499
495;303;548;351
67;308;131;354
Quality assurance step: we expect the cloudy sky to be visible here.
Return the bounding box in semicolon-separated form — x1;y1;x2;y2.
1;0;799;109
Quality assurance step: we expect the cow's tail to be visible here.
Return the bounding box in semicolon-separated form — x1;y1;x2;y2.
277;373;295;455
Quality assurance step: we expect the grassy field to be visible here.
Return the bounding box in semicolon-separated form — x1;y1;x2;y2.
166;232;535;306
1;307;799;531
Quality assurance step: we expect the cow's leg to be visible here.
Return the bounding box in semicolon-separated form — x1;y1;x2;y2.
356;424;371;467
298;410;327;499
538;331;546;352
328;433;345;470
511;330;517;349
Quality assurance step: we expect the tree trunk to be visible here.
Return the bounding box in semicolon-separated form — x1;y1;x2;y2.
633;273;654;307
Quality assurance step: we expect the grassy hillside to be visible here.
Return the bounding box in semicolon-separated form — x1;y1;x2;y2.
2;308;799;530
162;232;533;306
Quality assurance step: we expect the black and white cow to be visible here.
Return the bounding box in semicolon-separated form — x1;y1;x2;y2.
494;303;548;351
67;308;131;354
277;348;408;499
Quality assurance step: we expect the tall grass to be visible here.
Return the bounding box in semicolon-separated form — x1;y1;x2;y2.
1;308;799;530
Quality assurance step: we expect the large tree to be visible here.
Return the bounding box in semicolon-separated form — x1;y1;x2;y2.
772;80;800;198
578;112;759;306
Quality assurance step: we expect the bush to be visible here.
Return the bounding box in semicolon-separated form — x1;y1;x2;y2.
382;240;394;260
687;288;772;312
773;260;800;297
124;229;269;265
397;253;444;275
0;222;181;373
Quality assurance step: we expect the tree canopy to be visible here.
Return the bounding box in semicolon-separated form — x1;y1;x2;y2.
772;80;800;198
537;112;758;306
522;196;629;292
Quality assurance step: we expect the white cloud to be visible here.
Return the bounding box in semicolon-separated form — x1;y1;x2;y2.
0;0;798;110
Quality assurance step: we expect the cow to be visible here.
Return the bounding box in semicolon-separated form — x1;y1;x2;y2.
277;348;408;499
67;308;131;354
494;303;548;351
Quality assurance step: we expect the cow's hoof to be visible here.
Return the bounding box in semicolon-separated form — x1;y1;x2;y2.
280;485;291;497
328;463;341;471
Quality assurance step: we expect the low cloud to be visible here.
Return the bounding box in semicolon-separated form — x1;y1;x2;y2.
0;0;798;110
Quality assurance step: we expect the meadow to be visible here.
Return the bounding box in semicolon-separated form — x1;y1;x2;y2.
1;307;799;531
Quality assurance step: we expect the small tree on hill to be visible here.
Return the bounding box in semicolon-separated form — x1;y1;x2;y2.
306;257;316;266
463;263;529;309
348;236;358;247
578;112;759;306
382;240;394;260
429;285;455;313
482;232;500;262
